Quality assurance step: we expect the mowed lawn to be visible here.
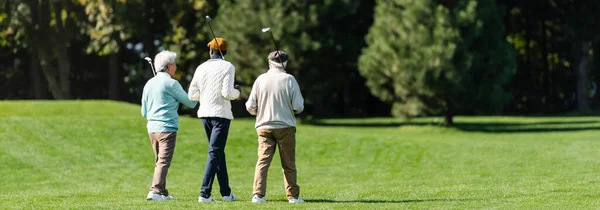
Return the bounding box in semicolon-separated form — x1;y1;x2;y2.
1;101;600;209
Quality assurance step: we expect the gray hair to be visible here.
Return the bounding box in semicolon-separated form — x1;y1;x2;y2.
267;51;289;69
153;51;177;72
267;51;289;63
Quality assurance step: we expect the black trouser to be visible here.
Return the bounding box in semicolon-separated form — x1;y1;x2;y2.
200;117;232;198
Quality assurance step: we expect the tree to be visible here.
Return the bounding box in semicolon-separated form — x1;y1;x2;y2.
214;0;385;117
1;0;42;99
502;0;573;114
500;0;600;113
81;0;177;100
80;0;143;100
80;0;217;102
3;0;87;99
359;0;516;126
160;0;218;83
552;0;600;111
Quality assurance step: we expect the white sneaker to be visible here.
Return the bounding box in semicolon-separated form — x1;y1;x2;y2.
146;192;173;201
252;195;266;203
198;196;216;202
288;197;304;203
222;193;236;202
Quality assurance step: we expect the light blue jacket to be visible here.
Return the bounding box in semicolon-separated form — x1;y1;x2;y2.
141;72;197;133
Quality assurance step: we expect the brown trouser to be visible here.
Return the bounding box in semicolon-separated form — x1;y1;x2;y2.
149;132;177;195
253;127;299;199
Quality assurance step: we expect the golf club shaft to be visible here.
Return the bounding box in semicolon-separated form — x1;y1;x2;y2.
146;59;156;76
268;31;286;72
206;21;225;59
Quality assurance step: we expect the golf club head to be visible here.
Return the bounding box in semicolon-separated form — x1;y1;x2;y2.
262;28;271;33
143;57;156;76
205;15;212;21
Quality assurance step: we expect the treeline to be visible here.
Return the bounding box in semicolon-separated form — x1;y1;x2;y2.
0;0;598;124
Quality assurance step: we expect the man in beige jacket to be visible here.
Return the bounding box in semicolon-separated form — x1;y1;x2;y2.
245;51;304;203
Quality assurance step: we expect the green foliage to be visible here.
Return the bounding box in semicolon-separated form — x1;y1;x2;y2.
75;0;218;102
0;0;28;52
359;0;515;122
452;0;516;113
502;1;600;113
81;0;134;55
216;0;319;97
553;0;600;41
160;0;216;77
2;0;597;116
215;0;380;116
1;0;88;99
0;12;9;48
359;0;457;117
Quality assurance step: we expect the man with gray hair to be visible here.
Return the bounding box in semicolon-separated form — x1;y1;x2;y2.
141;50;197;201
245;51;305;203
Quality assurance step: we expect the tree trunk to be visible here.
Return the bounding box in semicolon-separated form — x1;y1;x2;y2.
38;53;67;99
444;100;454;126
53;1;72;99
343;85;351;115
540;14;551;109
36;1;65;99
576;41;591;111
30;0;71;99
29;50;48;99
593;40;600;111
444;112;453;127
108;54;120;100
54;49;72;99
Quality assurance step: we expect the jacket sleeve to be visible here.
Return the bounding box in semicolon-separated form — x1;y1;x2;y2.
245;79;259;115
141;86;148;118
290;76;304;114
170;81;198;108
221;65;240;100
188;70;200;101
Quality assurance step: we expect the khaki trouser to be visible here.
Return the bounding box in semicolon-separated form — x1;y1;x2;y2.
149;132;177;195
253;127;299;199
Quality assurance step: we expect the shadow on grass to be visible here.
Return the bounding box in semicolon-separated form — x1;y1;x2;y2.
303;119;600;133
454;121;600;133
301;119;431;128
305;198;477;203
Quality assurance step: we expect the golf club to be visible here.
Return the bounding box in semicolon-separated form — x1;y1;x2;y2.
261;27;286;72
144;57;156;76
205;15;225;59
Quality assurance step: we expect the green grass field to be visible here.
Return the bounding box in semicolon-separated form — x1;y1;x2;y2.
1;100;600;209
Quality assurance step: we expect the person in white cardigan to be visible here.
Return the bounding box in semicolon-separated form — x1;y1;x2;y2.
245;51;305;204
188;37;240;203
